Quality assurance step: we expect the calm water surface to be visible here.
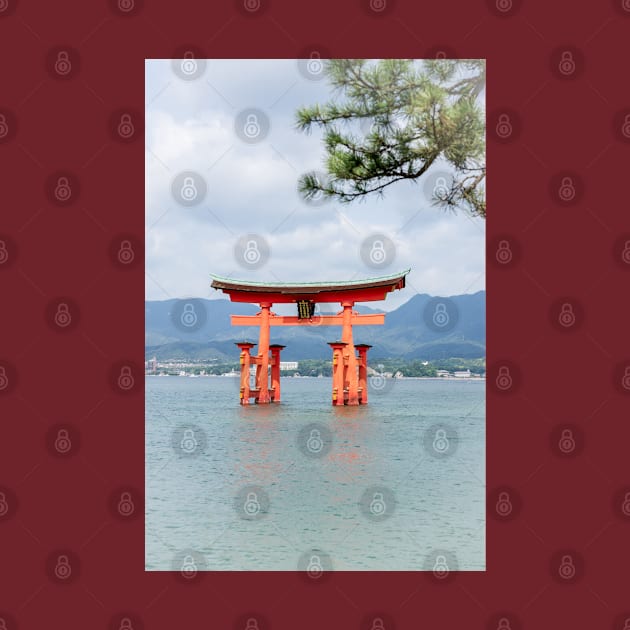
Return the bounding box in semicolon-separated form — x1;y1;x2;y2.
146;376;485;571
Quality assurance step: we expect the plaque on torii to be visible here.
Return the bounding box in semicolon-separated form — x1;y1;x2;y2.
210;270;409;406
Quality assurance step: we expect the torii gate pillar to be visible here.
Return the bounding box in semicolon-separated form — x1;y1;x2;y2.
255;302;272;404
341;301;359;405
328;342;348;406
355;344;372;405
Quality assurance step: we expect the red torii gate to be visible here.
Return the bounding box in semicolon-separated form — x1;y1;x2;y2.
210;270;409;406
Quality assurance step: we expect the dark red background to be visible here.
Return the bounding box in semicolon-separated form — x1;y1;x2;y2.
1;0;630;628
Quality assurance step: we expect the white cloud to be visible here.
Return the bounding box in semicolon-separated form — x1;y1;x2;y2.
145;60;485;310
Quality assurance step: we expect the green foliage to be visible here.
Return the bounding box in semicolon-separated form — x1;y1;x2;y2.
296;59;486;218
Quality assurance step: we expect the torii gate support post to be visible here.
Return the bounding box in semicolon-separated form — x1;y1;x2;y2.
269;344;285;402
355;344;372;405
256;302;272;404
328;342;347;406
341;301;359;405
235;342;256;405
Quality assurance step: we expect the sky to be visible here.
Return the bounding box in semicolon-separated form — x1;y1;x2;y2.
145;59;485;311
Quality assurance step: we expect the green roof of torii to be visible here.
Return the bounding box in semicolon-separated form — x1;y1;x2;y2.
210;269;410;295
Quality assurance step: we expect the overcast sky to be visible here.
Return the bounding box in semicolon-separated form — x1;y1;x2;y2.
145;59;485;311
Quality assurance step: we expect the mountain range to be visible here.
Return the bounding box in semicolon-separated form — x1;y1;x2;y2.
146;291;485;361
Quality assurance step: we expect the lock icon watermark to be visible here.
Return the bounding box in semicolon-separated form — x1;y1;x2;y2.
54;50;72;76
622;114;630;139
558;554;576;580
496;617;512;630
433;176;449;199
432;554;449;579
243;0;261;11
369;371;386;391
118;617;134;630
117;491;135;516
369;492;386;516
234;234;269;269
181;51;198;76
0;366;8;391
557;302;576;328
243;240;261;265
235;485;269;520
0;113;8;139
0;240;8;265
370;618;385;630
244;114;261;138
0;491;8;517
558;428;576;454
306;554;324;578
432;302;449;328
54;176;72;202
423;297;457;332
117;0;135;12
307;51;323;76
495;0;513;12
432;428;449;453
55;428;72;454
369;0;387;12
495;113;512;138
361;233;394;269
245;619;259;630
558;176;575;202
235;108;269;143
621;240;630;265
495;239;513;264
243;491;261;516
180;428;197;453
54;302;72;328
54;554;72;580
117;240;135;264
117;113;134;139
495;491;512;516
622;366;630;390
171;171;207;206
425;423;458;458
298;423;331;458
360;486;396;520
180;303;198;328
369;240;386;264
181;176;197;201
117;365;135;391
180;554;198;579
621;492;630;517
307;428;323;453
495;365;513;391
172;50;206;80
558;50;576;76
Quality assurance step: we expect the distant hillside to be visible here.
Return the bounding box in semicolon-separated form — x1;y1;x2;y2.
145;292;485;361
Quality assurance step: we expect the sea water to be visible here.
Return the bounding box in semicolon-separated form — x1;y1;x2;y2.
145;376;485;571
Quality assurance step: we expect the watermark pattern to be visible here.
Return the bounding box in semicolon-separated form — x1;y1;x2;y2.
422;297;459;333
423;423;459;459
233;234;271;269
234;485;270;521
234;108;270;144
360;233;396;269
171;424;208;458
171;171;207;207
297;422;333;459
359;486;397;522
170;298;208;333
297;549;333;581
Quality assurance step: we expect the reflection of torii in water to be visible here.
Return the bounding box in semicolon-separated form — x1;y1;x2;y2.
210;269;409;406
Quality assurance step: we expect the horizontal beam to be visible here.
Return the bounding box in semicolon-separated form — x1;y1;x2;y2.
231;313;385;327
227;288;395;303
